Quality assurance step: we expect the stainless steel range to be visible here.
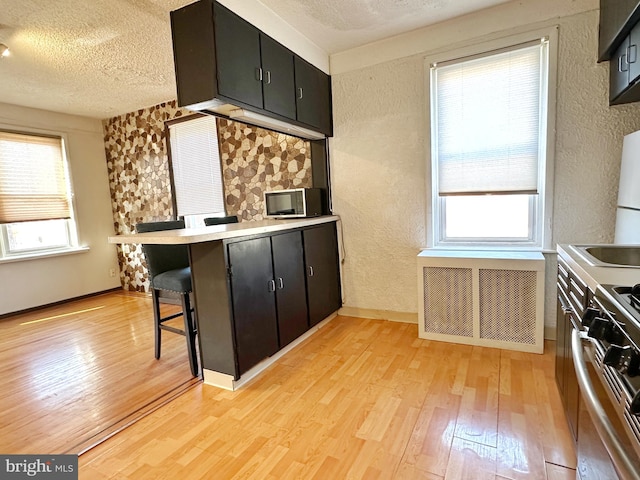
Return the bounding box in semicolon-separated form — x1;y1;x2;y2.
574;284;640;479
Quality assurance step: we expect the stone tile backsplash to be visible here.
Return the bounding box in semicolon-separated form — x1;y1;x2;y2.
103;100;312;291
217;118;312;221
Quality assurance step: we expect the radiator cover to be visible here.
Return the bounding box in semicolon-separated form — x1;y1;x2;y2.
418;250;545;353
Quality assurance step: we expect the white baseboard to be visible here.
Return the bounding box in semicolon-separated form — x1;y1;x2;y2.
544;325;556;341
203;312;337;391
339;307;557;342
338;307;418;324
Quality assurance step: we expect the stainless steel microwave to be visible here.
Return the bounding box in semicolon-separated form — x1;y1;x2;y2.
264;188;324;218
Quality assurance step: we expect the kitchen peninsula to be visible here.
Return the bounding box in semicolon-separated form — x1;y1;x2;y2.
109;216;341;390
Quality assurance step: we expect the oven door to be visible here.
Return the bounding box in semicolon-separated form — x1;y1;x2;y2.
572;329;640;480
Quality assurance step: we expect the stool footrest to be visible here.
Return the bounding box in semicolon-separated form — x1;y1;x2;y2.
160;324;186;336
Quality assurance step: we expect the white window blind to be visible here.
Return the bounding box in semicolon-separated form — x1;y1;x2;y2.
432;40;547;196
168;115;225;217
0;131;71;223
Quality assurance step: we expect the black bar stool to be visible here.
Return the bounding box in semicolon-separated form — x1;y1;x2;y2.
203;215;239;226
136;220;199;377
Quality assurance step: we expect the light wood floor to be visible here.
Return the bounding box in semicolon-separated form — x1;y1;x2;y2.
0;290;197;454
80;315;577;479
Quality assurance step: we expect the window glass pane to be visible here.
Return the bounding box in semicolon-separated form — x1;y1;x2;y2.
5;219;70;253
444;195;531;239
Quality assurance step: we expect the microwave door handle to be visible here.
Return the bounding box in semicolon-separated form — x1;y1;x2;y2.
571;330;640;480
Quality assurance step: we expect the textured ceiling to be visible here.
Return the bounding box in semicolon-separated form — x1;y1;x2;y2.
260;0;512;54
0;0;512;119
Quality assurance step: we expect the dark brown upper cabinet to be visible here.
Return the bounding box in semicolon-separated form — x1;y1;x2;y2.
599;0;640;61
170;0;332;137
213;4;264;111
295;57;333;137
261;36;297;120
609;23;640;104
599;0;640;105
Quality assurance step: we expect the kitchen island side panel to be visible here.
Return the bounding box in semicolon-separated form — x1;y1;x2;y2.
189;240;238;377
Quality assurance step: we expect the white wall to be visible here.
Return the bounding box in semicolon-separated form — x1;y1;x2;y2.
329;0;640;333
0;103;120;315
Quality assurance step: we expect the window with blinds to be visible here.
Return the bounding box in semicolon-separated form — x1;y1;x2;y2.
168;115;225;227
0;131;71;223
0;130;77;257
429;36;551;247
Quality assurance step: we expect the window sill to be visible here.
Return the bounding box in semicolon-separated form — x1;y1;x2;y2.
0;246;90;265
425;245;557;255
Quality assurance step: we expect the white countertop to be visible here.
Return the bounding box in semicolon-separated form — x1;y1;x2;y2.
108;216;340;245
557;244;640;291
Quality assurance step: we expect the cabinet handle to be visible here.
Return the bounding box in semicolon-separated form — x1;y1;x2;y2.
628;44;638;65
268;279;276;292
308;266;314;277
255;67;263;81
277;277;284;289
298;87;303;100
265;70;271;84
619;53;629;73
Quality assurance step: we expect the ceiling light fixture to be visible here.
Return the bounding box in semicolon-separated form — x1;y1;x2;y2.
0;44;9;58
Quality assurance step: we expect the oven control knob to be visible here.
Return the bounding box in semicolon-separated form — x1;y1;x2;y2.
587;317;625;344
603;345;640;376
581;307;600;328
588;317;614;342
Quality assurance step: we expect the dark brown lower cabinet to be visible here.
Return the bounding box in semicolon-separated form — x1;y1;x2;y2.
227;236;279;375
303;222;341;326
191;221;341;380
271;231;309;348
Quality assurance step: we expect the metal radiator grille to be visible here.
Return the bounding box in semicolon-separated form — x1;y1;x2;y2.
423;266;473;337
478;269;537;344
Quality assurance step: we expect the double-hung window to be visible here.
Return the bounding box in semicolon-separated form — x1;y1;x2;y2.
429;30;555;249
167;115;225;228
0;130;78;258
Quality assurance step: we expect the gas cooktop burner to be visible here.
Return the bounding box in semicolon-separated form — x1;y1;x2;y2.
605;284;640;321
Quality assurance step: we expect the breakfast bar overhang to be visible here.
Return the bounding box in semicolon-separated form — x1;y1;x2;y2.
109;216;342;390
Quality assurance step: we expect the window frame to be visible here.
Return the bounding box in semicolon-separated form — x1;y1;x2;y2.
0;126;80;260
425;26;558;251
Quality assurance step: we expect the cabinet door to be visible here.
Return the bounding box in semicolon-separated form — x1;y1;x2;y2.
599;0;640;61
629;24;640;85
261;35;296;119
303;223;341;326
227;237;279;375
294;57;332;135
272;231;309;347
213;3;263;109
611;36;631;103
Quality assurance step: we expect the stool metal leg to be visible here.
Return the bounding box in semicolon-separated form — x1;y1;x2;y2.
151;288;162;360
181;292;199;377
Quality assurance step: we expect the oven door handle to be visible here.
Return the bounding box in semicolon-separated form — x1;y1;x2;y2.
572;329;640;480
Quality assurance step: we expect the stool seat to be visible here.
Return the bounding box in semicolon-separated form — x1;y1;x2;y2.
152;267;192;293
